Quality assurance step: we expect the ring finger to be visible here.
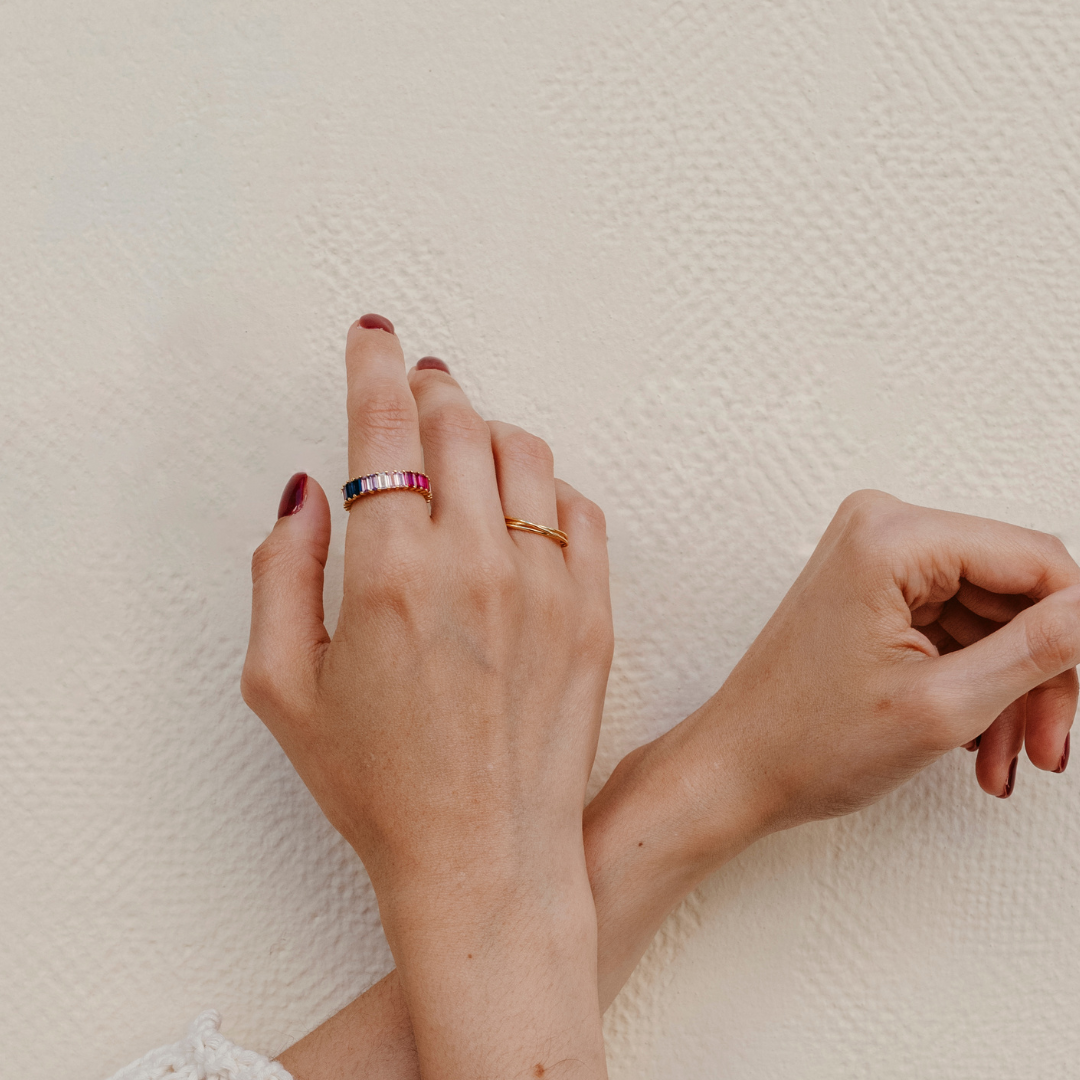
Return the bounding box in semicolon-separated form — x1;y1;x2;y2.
487;421;562;559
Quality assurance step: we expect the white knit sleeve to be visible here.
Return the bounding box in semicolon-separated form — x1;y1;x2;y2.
105;1010;293;1080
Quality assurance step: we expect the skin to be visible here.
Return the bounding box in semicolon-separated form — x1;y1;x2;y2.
277;492;1080;1079
248;326;1080;1078
243;321;613;1079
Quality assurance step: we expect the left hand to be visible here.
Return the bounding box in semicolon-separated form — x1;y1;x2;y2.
241;319;613;1078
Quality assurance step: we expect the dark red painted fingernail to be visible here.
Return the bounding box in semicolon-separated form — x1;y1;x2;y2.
1055;733;1070;774
358;313;394;333
1000;756;1018;799
278;472;308;518
416;356;450;373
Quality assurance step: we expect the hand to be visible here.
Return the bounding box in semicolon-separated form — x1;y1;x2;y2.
623;490;1080;874
242;321;613;1078
277;489;1080;1079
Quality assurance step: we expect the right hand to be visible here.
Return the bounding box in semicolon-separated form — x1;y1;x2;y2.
652;490;1080;855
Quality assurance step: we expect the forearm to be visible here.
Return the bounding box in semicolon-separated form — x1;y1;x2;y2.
279;972;417;1080
280;721;766;1079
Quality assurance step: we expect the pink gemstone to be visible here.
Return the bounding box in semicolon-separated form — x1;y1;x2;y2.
404;471;414;487
419;474;429;489
394;471;404;486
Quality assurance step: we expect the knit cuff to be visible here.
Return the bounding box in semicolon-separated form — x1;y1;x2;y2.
106;1010;293;1080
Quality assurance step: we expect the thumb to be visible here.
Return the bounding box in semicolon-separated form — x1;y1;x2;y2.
928;583;1080;739
241;473;332;719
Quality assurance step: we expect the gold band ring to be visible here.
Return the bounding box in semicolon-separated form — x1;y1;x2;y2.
504;517;569;549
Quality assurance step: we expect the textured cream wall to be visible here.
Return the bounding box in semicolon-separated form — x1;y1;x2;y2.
3;2;1080;1076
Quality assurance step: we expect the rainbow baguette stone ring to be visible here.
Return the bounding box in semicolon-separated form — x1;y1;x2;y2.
342;470;433;510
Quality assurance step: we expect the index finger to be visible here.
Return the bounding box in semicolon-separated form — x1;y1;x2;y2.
948;516;1080;599
851;494;1080;602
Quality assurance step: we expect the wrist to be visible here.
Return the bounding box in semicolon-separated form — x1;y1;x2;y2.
586;701;777;890
374;852;605;1080
368;811;589;900
370;816;598;966
353;793;590;891
583;725;771;1011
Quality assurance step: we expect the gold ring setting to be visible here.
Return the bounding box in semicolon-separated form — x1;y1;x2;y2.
504;517;569;548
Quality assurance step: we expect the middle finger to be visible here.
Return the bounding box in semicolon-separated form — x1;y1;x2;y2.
407;358;505;532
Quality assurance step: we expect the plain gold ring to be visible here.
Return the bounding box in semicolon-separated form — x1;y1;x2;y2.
504;517;569;549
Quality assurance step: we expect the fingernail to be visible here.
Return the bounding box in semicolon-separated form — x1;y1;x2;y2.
1055;733;1070;774
358;313;394;333
1000;756;1018;799
278;472;307;518
416;355;450;373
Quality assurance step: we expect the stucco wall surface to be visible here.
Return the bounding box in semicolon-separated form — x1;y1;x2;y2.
3;1;1080;1076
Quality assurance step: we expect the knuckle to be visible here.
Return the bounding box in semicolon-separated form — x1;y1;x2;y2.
352;541;428;606
448;546;521;617
1026;605;1080;674
240;654;282;715
838;488;894;518
899;676;960;748
250;537;286;585
904;679;946;726
573;497;607;534
1039;531;1072;567
241;658;311;725
839;489;899;533
425;402;488;446
836;491;911;562
350;384;415;436
468;550;518;599
557;489;606;536
1021;531;1080;595
1044;532;1069;554
501;430;555;473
